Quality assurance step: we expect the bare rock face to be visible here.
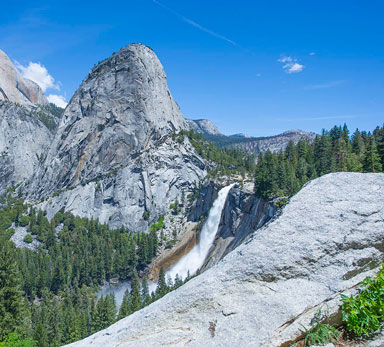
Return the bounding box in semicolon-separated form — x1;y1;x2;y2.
67;172;384;347
0;101;54;194
0;49;48;105
30;44;207;231
186;119;223;136
35;44;187;192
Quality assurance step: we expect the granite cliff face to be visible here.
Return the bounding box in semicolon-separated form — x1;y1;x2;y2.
29;44;207;231
0;49;47;105
67;173;384;346
0;102;54;194
0;50;62;193
203;185;275;269
186;119;223;136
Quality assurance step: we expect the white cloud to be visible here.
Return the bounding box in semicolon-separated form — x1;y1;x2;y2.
278;56;292;63
287;63;304;73
15;61;59;92
309;52;316;56
278;55;304;74
47;94;67;108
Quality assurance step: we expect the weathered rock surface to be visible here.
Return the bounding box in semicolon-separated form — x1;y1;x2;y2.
204;185;275;269
186;119;223;136
0;49;47;105
187;181;220;222
0;101;54;193
29;44;207;231
67;172;384;347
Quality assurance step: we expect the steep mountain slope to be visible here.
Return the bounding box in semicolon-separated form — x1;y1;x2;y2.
0;49;47;105
67;172;384;347
0;102;54;194
29;44;207;231
186;119;223;135
0;50;62;194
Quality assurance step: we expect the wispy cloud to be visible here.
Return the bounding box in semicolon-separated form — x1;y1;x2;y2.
152;0;239;47
309;52;316;56
305;80;345;90
276;115;357;122
278;56;304;74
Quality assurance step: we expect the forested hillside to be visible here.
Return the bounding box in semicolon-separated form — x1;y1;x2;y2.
0;195;181;346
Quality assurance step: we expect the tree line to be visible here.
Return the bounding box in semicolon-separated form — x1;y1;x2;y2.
254;124;384;198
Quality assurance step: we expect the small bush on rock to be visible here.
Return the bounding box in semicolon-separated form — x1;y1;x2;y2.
23;234;33;243
341;264;384;337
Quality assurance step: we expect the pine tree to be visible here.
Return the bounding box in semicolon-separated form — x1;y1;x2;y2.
362;137;382;172
374;126;384;167
33;322;49;347
0;242;24;340
156;268;168;298
141;277;151;307
129;270;141;313
117;289;131;320
352;129;365;156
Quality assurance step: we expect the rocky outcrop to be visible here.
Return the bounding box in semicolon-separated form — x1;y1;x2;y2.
203;185;275;269
67;172;384;346
187;181;220;222
0;49;47;105
28;44;207;232
186;119;223;136
0;101;54;194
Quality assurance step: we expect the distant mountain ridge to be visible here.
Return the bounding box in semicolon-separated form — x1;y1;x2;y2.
187;117;316;154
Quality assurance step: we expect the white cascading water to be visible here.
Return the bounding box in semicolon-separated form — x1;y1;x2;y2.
166;184;235;281
97;184;234;306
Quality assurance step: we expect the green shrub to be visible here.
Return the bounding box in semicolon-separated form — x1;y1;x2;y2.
341;264;384;337
304;323;341;345
0;333;37;347
274;198;289;209
23;234;33;244
18;216;30;227
150;216;164;232
302;309;341;345
143;210;150;221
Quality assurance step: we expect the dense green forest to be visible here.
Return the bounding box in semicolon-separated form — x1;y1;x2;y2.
0;195;182;346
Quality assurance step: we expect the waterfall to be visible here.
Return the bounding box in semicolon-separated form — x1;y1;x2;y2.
98;184;234;306
166;184;234;281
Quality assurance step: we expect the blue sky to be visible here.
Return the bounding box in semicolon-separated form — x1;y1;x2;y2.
1;0;383;136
